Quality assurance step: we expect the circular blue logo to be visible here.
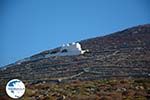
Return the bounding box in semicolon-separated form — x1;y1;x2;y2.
6;79;25;99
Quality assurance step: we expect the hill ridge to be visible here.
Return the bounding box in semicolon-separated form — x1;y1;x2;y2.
0;24;150;84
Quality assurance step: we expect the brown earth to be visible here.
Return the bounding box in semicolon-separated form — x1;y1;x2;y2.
0;24;150;100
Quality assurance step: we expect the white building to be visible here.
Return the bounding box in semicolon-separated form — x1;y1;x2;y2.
45;42;88;57
15;42;88;65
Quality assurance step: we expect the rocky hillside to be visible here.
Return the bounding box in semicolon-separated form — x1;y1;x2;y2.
0;24;150;84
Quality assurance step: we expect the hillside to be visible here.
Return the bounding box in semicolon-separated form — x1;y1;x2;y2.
0;24;150;99
0;24;150;84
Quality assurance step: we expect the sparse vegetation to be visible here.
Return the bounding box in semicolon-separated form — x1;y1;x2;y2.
0;25;150;100
0;79;150;100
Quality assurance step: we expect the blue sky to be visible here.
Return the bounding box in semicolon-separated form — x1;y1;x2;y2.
0;0;150;67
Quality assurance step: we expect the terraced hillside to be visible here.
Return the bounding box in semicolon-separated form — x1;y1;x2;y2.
0;24;150;85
